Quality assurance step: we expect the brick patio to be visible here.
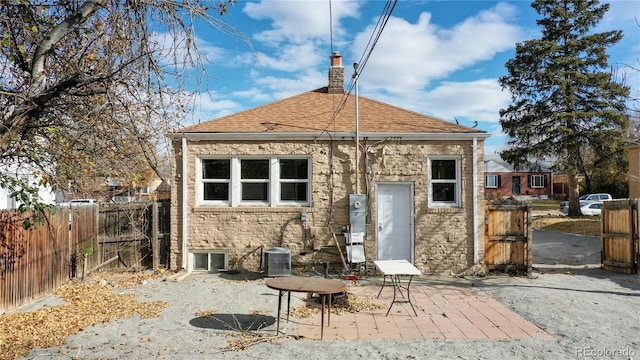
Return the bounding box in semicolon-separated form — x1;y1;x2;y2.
278;277;554;341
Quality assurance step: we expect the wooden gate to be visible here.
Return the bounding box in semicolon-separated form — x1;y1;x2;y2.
484;201;532;273
601;199;638;274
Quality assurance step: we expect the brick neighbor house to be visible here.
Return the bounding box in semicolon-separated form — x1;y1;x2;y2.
168;53;489;275
484;154;553;199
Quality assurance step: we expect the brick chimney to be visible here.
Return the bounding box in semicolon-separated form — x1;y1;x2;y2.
328;51;344;94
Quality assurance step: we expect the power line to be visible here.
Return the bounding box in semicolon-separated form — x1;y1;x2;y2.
316;0;398;139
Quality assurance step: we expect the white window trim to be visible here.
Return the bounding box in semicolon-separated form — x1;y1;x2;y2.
277;158;312;207
190;250;228;272
198;156;311;207
238;158;270;206
530;174;545;188
485;175;498;188
428;156;461;208
197;157;231;206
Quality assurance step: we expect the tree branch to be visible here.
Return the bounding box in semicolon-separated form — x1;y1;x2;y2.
30;0;108;97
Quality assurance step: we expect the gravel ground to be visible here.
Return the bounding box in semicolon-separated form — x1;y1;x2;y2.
12;267;640;360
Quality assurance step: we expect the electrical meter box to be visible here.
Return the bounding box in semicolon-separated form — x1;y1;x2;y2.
349;194;366;235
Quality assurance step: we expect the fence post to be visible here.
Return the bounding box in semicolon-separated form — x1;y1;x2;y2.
93;204;100;269
152;201;159;270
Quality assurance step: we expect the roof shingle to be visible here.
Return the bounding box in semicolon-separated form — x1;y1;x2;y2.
177;87;485;135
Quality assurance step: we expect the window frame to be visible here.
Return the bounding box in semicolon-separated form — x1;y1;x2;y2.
428;156;461;208
191;251;228;272
485;174;499;188
197;156;311;207
529;174;545;188
278;158;311;206
239;158;270;205
199;158;232;206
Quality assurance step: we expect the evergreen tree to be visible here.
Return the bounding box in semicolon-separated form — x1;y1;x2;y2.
499;0;630;216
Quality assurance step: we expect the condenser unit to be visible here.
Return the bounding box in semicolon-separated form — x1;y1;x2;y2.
264;247;291;277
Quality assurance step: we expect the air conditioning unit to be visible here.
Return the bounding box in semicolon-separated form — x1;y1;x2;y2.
264;247;291;277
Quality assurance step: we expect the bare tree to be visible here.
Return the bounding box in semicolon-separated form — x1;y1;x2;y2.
1;0;248;219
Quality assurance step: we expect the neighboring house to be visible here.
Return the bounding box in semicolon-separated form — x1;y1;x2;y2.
0;166;56;210
484;155;553;199
629;142;640;198
136;178;171;201
168;52;490;275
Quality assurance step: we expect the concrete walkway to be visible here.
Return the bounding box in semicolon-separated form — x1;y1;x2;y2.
532;229;601;266
281;276;554;341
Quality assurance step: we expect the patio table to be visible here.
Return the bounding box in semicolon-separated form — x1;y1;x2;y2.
265;276;346;339
374;259;421;316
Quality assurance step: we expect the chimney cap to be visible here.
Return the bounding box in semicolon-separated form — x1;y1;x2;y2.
331;51;341;57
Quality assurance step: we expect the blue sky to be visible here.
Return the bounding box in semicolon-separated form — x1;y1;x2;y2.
183;0;640;155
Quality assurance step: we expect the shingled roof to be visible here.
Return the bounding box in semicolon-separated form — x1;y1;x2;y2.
175;53;487;138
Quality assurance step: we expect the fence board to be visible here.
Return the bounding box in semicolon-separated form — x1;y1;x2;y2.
601;199;637;274
484;201;532;273
1;200;170;313
0;208;81;312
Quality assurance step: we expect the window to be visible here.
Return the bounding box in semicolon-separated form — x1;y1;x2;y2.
241;159;269;202
528;174;546;188
192;252;227;272
279;159;309;202
198;157;310;206
202;159;230;203
429;157;461;207
485;175;500;188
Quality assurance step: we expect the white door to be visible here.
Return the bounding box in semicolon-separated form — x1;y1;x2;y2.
376;183;413;262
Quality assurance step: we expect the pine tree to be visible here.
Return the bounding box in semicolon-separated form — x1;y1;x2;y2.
499;0;630;215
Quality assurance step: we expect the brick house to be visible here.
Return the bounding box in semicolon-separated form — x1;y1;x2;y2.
484;155;553;199
168;53;489;275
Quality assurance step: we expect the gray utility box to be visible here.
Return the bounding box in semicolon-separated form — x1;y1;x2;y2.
349;194;366;234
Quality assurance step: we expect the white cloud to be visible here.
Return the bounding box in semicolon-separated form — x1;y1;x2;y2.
255;70;326;99
420;79;510;123
231;88;273;103
253;43;324;72
369;78;511;126
350;3;522;95
243;0;361;45
151;32;227;67
186;91;241;124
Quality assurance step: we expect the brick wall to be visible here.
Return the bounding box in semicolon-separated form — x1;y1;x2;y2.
170;138;485;274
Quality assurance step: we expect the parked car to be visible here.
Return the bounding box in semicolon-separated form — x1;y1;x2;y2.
57;199;98;207
560;193;612;213
579;201;604;216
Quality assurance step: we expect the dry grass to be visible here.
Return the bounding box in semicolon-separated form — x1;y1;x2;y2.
0;271;168;360
532;216;601;237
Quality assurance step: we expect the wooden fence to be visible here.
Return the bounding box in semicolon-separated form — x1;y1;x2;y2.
97;201;171;270
601;199;638;274
484;201;532;273
0;206;97;312
0;201;170;313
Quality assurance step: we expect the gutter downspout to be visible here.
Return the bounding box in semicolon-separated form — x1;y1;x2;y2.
473;137;479;264
182;136;188;269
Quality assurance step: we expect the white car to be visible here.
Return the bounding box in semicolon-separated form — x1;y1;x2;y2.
580;201;604;216
560;193;612;213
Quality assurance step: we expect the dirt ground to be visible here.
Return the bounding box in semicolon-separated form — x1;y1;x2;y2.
2;265;638;360
532;215;601;237
2;213;637;359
